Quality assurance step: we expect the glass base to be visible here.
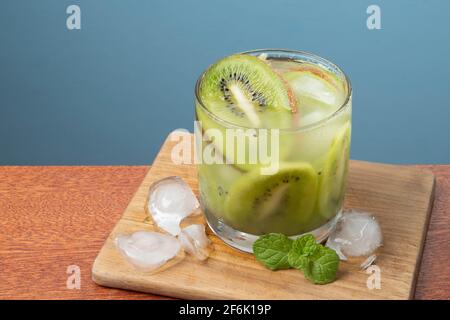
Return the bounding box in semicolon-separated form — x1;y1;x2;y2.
205;210;342;253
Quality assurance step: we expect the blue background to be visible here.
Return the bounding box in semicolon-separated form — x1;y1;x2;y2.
0;0;449;165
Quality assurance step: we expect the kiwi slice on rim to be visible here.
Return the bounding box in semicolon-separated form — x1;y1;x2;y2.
224;162;318;235
198;54;296;128
316;123;351;219
197;54;296;171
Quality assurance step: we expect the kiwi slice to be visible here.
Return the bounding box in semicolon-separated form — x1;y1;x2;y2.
196;54;296;171
316;123;351;219
198;54;296;128
224;163;318;235
198;162;242;218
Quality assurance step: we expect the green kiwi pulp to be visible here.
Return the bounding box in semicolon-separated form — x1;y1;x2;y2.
196;54;297;171
224;163;318;235
316;123;351;220
198;162;242;219
198;54;296;129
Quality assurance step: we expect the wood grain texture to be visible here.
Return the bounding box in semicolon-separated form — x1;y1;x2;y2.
0;166;162;300
0;163;448;300
91;134;435;300
414;165;450;300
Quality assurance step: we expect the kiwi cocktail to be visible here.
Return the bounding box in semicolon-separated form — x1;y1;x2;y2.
195;50;351;252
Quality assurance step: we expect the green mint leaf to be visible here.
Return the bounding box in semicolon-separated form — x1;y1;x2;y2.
288;234;340;284
288;234;319;266
254;233;340;284
253;233;293;270
287;254;310;271
302;246;340;284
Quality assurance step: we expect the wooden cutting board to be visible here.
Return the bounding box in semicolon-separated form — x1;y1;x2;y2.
92;133;435;299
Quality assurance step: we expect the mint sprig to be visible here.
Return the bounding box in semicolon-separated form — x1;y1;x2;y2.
252;233;293;270
287;234;319;270
253;233;340;284
302;246;340;284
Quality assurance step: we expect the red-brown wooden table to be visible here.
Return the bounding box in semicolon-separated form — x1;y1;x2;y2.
0;165;449;299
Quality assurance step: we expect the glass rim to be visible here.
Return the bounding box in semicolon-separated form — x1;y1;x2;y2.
195;48;352;133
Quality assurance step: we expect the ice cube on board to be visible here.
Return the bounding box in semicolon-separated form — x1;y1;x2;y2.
178;224;212;261
326;210;382;263
147;176;200;236
115;231;181;272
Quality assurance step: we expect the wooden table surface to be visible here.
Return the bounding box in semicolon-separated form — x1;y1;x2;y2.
0;165;449;300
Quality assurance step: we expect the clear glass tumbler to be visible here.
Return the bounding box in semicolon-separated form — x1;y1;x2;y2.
195;49;352;252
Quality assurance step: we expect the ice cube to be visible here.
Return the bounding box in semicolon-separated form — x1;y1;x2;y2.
288;71;341;106
178;224;212;261
299;109;328;126
326;210;383;266
360;254;378;270
147;176;200;236
257;53;268;61
115;231;181;272
266;59;297;72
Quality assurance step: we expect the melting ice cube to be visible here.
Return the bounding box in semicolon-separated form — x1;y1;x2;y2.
115;231;181;272
299;109;328;126
147;176;200;236
326;210;383;264
288;71;341;106
257;53;268;61
178;224;212;261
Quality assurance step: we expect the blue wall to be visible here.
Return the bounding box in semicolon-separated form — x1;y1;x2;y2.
1;0;449;165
